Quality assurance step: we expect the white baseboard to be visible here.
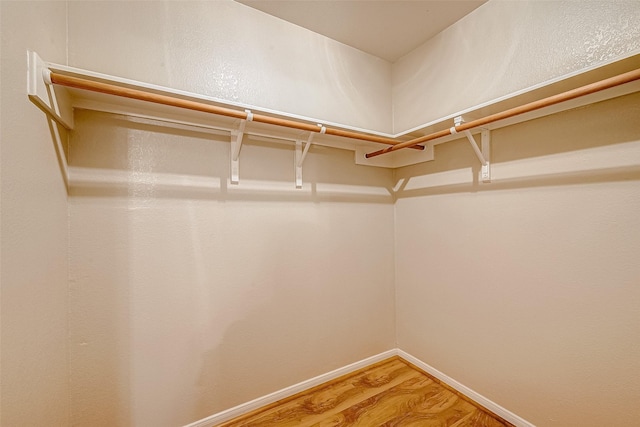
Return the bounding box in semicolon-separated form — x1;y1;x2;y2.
397;349;535;427
183;349;398;427
184;348;534;427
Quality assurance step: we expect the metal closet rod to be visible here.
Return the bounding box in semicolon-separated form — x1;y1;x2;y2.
48;72;424;151
365;67;640;159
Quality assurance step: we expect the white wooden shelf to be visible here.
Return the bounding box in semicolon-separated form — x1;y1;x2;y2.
28;51;640;187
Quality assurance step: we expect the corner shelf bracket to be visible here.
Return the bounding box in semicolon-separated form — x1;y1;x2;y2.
295;124;325;189
230;110;252;184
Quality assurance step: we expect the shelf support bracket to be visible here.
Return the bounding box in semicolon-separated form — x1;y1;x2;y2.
230;110;252;184
462;129;491;183
454;116;490;183
27;51;74;130
295;124;324;189
480;129;491;182
462;130;487;166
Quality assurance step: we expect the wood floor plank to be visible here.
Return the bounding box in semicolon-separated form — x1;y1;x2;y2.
218;359;412;427
296;362;423;427
312;375;473;426
450;409;509;427
216;357;513;427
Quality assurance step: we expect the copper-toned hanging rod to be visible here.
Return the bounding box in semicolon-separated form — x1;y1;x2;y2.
48;72;424;151
365;67;640;159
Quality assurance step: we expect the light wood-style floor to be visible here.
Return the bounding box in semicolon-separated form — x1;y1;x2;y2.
217;357;514;426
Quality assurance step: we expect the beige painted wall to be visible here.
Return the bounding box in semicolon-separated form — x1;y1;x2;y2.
393;3;640;425
395;92;640;426
67;0;392;133
392;0;640;132
67;110;396;426
0;1;70;425
3;1;640;426
65;2;396;425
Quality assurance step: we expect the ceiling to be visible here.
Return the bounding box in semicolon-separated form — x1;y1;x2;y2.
236;0;487;62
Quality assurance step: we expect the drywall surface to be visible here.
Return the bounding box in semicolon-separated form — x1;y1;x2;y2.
394;93;640;426
0;1;70;425
67;0;392;133
65;2;396;425
67;110;396;426
392;0;640;132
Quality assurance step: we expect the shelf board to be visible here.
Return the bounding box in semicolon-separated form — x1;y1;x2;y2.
28;51;640;171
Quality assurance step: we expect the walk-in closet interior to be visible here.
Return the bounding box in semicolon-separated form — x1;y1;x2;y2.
1;1;639;426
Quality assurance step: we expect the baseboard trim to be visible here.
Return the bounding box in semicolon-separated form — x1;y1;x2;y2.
184;348;534;427
397;349;535;427
183;349;398;427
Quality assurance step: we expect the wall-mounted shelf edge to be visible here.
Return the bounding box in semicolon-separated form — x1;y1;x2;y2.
28;51;640;183
394;50;640;138
28;52;434;172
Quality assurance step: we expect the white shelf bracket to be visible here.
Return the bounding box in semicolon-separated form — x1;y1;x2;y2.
27;51;74;129
480;128;491;182
453;116;490;183
461;129;491;183
229;110;252;184
295;124;324;189
462;130;487;166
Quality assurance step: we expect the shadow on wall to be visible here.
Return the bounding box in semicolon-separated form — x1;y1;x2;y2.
394;92;640;198
64;110;395;204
